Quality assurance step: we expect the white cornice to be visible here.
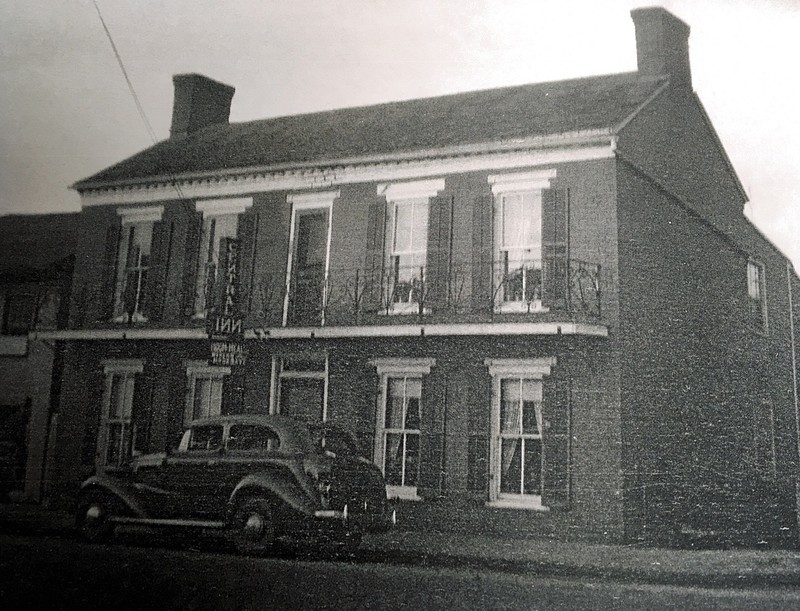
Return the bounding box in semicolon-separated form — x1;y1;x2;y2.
78;134;615;208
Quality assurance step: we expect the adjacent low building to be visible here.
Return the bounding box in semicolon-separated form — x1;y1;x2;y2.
42;7;800;545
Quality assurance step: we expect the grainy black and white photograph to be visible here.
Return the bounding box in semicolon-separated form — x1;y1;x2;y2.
1;0;800;608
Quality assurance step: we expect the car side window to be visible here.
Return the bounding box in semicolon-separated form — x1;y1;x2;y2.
227;424;280;452
188;425;224;452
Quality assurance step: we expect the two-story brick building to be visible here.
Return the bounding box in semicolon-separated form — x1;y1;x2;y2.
44;7;800;545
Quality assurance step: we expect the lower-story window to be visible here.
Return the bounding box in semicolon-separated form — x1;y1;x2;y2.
98;360;143;470
371;357;435;501
486;358;556;509
184;361;231;425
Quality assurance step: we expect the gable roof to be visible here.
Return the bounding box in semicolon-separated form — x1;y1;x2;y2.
75;72;668;190
0;213;80;277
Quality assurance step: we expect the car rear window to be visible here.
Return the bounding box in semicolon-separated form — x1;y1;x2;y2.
228;424;280;452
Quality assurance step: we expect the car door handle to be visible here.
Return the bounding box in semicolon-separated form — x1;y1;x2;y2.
206;459;219;466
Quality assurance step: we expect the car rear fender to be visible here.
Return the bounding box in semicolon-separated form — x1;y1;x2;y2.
78;475;149;518
229;471;316;517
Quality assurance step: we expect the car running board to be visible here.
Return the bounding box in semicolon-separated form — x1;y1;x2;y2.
109;516;227;529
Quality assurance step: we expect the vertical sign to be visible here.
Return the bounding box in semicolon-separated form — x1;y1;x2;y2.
209;238;246;366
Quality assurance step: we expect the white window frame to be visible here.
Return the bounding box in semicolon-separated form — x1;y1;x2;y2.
747;259;768;334
269;352;329;423
98;359;143;471
184;360;231;425
193;198;253;319
113;206;163;323
282;191;338;327
377;179;444;315
486;357;555;510
371;357;435;501
488;170;556;313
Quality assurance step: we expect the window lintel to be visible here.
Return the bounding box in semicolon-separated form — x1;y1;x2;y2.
485;357;556;378
488;169;557;195
116;206;164;224
370;357;436;376
195;197;253;217
101;359;144;375
378;178;445;202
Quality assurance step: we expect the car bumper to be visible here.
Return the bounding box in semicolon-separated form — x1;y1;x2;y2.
313;502;396;534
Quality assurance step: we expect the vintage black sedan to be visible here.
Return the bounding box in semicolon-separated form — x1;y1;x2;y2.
75;415;395;553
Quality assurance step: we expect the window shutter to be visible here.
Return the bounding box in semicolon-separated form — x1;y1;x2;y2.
182;210;203;317
143;217;169;322
131;372;153;455
362;196;387;314
237;208;257;318
424;193;453;313
81;370;105;465
542;188;569;309
418;374;445;498
471;192;494;313
541;378;571;509
467;373;490;493
100;220;122;321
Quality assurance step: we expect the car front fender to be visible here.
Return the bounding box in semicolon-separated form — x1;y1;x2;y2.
79;474;149;518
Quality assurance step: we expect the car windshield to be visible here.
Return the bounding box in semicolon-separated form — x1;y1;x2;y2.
308;424;359;458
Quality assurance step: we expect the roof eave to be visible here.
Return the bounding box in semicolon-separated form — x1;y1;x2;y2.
72;128;615;194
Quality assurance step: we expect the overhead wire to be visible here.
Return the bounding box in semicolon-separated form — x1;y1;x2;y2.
91;0;189;204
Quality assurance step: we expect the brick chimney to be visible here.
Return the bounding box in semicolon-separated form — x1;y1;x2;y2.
631;7;692;89
170;74;235;139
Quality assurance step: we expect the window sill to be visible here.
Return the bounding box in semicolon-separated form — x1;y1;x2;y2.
494;302;549;315
487;496;549;511
385;485;421;501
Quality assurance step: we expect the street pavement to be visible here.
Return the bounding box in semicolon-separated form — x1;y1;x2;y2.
2;501;800;588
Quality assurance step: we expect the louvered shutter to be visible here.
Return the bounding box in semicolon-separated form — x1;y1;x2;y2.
471;192;494;313
182;210;203;318
143;217;169;322
541;378;571;509
541;188;569;309
418;373;445;498
131;372;153;455
99;220;122;322
362;196;387;314
424;193;453;314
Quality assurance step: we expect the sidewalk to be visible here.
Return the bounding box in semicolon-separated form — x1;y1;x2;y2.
3;502;800;587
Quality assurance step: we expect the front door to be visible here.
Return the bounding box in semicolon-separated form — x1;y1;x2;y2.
287;209;329;325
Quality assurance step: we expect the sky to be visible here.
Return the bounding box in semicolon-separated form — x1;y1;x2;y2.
1;0;799;268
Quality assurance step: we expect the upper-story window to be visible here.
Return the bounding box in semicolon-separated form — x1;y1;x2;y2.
193;198;252;318
489;170;557;313
747;259;767;333
378;179;444;314
113;206;163;323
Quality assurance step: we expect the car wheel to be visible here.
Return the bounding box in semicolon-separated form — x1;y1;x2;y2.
230;498;277;555
75;491;118;544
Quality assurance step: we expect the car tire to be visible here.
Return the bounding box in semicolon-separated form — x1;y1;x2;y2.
75;491;118;544
230;497;277;555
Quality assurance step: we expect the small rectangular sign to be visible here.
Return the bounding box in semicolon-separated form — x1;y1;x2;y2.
210;340;246;367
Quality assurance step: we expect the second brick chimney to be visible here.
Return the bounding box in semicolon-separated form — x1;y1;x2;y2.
631;7;692;89
170;74;235;139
